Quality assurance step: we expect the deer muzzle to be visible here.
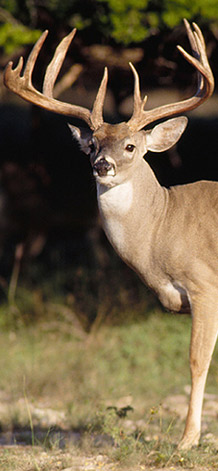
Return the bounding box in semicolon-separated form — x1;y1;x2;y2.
93;158;115;177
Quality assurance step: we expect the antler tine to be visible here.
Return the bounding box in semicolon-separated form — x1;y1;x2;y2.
193;21;214;91
4;56;23;85
183;18;198;56
43;29;76;97
127;62;147;128
24;30;49;85
91;67;108;130
182;19;202;90
127;19;214;133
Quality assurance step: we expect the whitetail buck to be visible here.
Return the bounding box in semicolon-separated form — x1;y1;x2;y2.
4;20;216;449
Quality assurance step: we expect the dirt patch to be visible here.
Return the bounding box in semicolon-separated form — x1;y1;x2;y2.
0;390;218;470
0;446;210;471
0;447;117;471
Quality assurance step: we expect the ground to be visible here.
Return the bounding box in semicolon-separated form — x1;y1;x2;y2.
1;389;218;471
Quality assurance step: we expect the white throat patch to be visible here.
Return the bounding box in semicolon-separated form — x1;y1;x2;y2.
97;180;133;216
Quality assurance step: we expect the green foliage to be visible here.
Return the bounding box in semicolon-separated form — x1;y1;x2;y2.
162;0;218;28
0;22;41;54
1;0;218;50
99;0;150;43
95;0;218;44
0;2;41;55
0;0;17;16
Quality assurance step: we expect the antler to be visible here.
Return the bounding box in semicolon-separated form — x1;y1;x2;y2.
4;20;214;133
3;28;107;131
127;19;214;132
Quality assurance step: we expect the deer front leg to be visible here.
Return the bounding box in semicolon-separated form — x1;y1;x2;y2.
179;294;218;450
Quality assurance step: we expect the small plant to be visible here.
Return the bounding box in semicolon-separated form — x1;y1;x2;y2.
92;406;144;462
106;405;134;418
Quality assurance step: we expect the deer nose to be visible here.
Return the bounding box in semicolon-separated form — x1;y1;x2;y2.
93;158;113;177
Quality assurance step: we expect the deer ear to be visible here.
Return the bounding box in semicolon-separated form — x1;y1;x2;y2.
146;117;188;152
68;124;93;155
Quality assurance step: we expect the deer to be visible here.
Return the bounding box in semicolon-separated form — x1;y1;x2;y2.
3;19;217;449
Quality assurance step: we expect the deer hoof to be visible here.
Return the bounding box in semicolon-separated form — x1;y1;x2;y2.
178;432;200;450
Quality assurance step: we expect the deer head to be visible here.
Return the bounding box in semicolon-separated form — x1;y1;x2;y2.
4;19;214;188
70;118;188;187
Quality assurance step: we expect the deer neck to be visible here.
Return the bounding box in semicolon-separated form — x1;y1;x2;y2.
96;159;167;264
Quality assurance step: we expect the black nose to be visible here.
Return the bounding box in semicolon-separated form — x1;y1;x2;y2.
93;159;112;177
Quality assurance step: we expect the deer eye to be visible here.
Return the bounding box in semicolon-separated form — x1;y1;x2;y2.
125;144;135;152
89;140;96;154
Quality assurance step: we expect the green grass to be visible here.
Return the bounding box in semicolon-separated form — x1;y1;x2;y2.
1;267;218;469
0;307;192;412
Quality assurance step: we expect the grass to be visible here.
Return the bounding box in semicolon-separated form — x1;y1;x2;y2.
1;261;218;469
0;308;192;413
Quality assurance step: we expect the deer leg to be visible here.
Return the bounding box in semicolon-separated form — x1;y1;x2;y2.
178;294;218;449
